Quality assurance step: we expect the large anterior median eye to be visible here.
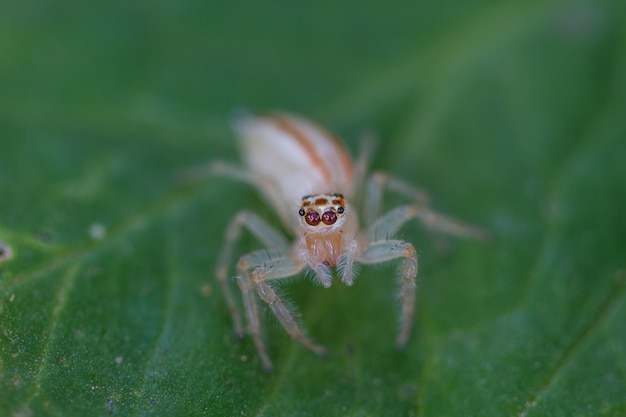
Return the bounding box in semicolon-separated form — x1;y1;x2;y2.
304;210;321;226
322;210;337;225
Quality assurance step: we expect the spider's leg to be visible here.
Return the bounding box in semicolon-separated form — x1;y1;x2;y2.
235;263;270;370
216;210;289;338
237;251;326;371
364;171;430;226
360;205;423;346
368;204;487;243
178;160;291;227
362;204;486;346
365;172;488;241
352;131;377;204
359;239;418;348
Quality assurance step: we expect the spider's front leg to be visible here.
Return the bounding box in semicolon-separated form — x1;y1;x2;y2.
359;237;418;348
358;204;432;347
360;202;486;348
236;250;327;371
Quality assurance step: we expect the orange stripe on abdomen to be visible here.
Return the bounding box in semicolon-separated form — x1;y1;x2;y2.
269;114;333;184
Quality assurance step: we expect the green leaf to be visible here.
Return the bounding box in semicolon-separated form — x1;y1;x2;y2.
1;0;625;416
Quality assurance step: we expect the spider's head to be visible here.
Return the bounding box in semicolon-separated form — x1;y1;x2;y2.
297;193;347;232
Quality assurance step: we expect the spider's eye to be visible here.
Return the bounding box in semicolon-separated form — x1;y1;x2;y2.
322;210;337;225
304;210;321;226
337;206;344;214
298;208;306;216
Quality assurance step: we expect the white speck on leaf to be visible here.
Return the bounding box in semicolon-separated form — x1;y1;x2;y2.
89;223;107;240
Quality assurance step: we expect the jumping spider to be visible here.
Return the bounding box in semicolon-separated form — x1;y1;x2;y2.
198;111;486;371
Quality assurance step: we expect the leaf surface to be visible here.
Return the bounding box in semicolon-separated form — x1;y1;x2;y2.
1;1;625;416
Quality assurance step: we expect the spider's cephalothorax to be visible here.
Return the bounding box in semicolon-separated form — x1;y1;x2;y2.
298;193;346;227
298;193;348;267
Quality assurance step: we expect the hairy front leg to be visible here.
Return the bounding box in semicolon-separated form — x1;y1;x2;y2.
359;240;418;347
237;250;325;371
252;271;328;356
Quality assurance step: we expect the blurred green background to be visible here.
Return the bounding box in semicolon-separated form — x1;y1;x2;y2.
1;0;625;416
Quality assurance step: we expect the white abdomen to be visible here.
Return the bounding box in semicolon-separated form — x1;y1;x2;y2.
234;112;355;207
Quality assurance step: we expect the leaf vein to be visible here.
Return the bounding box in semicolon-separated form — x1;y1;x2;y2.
516;280;626;416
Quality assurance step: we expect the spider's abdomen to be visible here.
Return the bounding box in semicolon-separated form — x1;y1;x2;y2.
235;112;355;206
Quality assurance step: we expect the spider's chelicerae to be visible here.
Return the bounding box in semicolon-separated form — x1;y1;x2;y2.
202;111;486;371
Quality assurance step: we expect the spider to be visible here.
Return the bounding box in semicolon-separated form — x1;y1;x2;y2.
197;111;486;371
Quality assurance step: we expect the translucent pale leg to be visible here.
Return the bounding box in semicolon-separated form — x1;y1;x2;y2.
359;239;418;348
215;210;289;338
361;203;487;347
364;171;430;226
368;204;488;243
179;160;292;228
236;251;326;371
352;132;377;203
359;205;423;347
365;172;488;240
